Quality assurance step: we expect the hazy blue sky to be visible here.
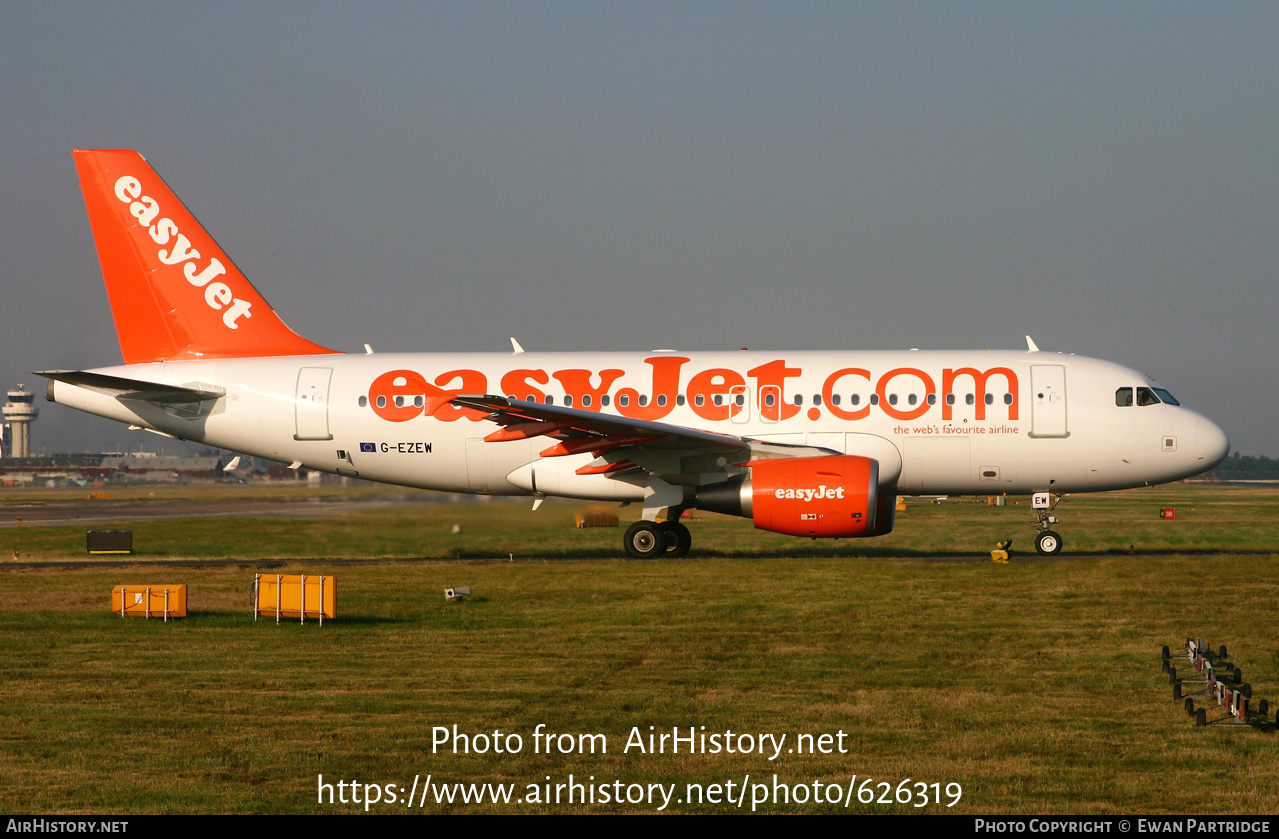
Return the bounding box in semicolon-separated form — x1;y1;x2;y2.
2;2;1276;456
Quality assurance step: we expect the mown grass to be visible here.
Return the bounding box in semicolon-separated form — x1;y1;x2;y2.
1;484;1277;814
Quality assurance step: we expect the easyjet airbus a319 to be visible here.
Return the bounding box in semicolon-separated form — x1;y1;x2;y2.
42;150;1231;557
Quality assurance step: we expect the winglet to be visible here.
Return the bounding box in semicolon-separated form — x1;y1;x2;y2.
73;149;338;363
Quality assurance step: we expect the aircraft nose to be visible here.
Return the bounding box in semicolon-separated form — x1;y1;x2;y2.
1196;417;1230;470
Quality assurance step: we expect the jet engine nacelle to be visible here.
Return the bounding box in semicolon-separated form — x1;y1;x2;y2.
695;454;893;538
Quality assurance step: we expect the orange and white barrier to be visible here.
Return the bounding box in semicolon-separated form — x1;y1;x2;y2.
112;585;186;620
253;574;335;625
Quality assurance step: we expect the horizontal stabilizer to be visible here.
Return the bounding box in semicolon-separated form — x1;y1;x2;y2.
38;370;223;405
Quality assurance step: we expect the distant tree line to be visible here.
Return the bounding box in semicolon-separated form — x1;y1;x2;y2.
1201;452;1279;480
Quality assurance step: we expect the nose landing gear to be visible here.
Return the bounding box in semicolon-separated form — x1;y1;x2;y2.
1032;492;1064;555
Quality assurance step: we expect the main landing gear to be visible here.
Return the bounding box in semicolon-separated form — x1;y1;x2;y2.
623;517;692;559
1032;492;1064;556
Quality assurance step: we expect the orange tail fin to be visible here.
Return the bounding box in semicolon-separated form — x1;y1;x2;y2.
73;149;337;363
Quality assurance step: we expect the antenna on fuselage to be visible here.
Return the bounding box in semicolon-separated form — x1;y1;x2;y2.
1025;335;1040;352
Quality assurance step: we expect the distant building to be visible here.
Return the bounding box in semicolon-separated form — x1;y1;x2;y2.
98;454;223;482
0;453;223;486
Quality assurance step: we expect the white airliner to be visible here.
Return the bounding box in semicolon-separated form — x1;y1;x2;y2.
42;150;1231;558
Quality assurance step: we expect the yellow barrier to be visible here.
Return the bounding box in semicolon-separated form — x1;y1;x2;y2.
112;585;187;620
254;574;335;624
575;512;620;528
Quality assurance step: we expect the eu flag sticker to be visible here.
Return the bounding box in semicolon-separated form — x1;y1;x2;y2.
359;442;376;453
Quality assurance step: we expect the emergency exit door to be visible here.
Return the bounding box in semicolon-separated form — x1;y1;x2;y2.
295;367;333;441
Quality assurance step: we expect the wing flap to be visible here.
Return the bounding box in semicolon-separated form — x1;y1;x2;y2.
450;395;749;454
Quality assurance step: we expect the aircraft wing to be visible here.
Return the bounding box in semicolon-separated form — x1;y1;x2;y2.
37;370;224;405
450;394;768;478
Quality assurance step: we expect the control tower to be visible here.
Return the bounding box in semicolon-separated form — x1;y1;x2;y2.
2;384;39;459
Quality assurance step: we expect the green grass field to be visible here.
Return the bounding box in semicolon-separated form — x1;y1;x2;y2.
1;484;1277;814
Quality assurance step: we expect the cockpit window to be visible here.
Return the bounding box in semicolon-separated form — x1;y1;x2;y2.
1136;387;1161;406
1152;387;1180;406
1115;387;1133;407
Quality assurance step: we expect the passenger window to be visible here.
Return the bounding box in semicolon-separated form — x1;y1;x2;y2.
965;394;975;405
694;394;704;407
793;394;803;406
713;395;723;406
601;395;610;407
851;394;860;406
927;394;936;405
946;394;955;406
908;394;917;406
638;395;648;407
830;394;840;406
676;395;686;406
984;393;994;405
870;394;879;405
1115;388;1133;407
564;395;573;407
359;396;368;408
618;394;629;407
1003;393;1013;405
813;394;822;406
657;394;667;407
544;395;554;405
764;393;776;407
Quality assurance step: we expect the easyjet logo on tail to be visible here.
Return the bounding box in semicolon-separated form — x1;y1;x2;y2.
112;176;252;330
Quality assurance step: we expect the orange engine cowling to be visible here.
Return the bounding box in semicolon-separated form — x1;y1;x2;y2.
696;455;889;538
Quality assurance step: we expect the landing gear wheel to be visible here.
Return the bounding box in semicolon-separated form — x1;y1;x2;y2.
624;521;666;559
659;522;692;558
1035;530;1063;556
